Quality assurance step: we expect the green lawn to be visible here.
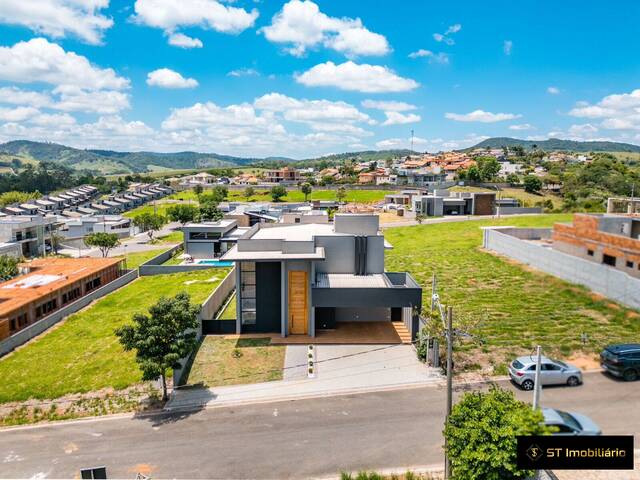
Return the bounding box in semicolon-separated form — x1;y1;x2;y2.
156;230;184;244
116;249;166;269
185;337;285;388
123;202;173;218
218;294;236;320
384;215;640;373
0;268;230;403
169;187;396;204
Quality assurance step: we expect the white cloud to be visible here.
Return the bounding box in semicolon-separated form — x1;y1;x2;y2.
0;38;129;91
445;109;521;123
432;24;461;45
53;87;130;114
375;136;428;149
0;87;52;108
361;100;417;112
408;49;449;64
295;61;419;93
227;68;259;77
133;0;258;47
547;86;560;95
569;88;640;132
260;0;389;57
168;33;203;49
0;106;40;122
146;68;198;89
503;40;513;55
509;123;535;131
382;111;421;126
0;0;112;45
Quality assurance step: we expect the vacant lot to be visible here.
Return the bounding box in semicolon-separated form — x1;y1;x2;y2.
450;185;563;209
0;268;229;403
169;187;396;204
384;215;640;374
186;337;285;387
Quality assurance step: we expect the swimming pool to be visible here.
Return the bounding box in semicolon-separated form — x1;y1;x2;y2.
195;259;234;267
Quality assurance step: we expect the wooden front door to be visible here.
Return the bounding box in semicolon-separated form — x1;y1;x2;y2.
288;270;308;335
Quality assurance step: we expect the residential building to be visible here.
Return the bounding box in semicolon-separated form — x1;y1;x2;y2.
62;215;132;239
221;214;422;339
553;213;640;278
413;191;496;216
182;219;246;259
0;257;125;341
0;215;57;257
358;171;377;184
396;167;447;187
264;167;300;184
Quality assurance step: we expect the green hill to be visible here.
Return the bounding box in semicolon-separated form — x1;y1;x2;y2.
469;137;640;153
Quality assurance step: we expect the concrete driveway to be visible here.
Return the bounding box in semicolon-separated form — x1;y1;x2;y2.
169;344;440;410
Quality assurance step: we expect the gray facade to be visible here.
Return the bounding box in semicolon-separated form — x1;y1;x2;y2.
222;214;422;339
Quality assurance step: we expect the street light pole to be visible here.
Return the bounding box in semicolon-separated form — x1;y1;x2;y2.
532;345;542;410
444;305;453;479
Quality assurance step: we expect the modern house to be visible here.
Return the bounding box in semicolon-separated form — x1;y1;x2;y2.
412;191;496;216
221;214;422;339
0;215;58;257
264;167;301;184
0;257;125;341
182;219;248;259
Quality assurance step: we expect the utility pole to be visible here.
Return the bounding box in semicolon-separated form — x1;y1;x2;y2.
410;129;414;152
444;305;453;480
532;345;542;410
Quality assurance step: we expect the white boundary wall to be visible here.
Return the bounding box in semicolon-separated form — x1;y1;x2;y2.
483;227;640;310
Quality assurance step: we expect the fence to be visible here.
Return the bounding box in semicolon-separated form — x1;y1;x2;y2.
172;267;236;386
0;269;139;357
483;227;640;310
137;243;236;276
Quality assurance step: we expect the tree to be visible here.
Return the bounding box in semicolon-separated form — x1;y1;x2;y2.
133;213;167;241
336;186;347;203
505;173;520;185
167;204;199;226
243;186;255;201
466;165;482;182
116;292;200;401
300;182;312;201
445;385;551;480
270;185;287;202
198;201;223;222
193;184;203;196
85;232;120;257
477;157;501;181
415;214;427;224
523;175;543;194
49;231;64;255
0;255;19;281
212;185;228;203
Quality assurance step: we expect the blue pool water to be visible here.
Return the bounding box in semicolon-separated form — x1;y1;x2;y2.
196;260;234;267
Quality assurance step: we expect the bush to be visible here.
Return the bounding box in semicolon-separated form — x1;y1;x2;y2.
445;386;551;480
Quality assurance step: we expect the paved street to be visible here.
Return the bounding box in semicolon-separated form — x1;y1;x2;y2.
0;372;637;479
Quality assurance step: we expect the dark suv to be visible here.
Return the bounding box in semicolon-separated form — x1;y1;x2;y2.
600;344;640;381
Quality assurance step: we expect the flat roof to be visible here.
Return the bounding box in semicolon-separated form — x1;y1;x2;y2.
184;219;237;229
315;273;389;288
252;223;340;241
222;245;325;261
0;257;123;317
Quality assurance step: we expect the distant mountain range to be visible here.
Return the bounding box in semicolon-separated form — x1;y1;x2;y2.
2;137;639;176
468;137;640;153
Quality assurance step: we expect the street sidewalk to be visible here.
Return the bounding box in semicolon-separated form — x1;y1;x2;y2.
167;344;442;411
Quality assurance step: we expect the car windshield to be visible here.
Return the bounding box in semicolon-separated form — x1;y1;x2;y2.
512;360;524;369
557;411;581;431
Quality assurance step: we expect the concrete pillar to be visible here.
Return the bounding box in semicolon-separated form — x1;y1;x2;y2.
235;265;242;335
607;198;614;213
281;260;287;338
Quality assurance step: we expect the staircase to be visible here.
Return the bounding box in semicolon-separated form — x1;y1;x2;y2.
391;322;412;344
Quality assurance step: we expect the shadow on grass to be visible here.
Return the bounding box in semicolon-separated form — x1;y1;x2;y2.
234;338;273;348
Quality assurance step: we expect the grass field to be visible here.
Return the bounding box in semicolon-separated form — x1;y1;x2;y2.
185;337;285;388
169;187;396;204
0;268;230;403
219;295;236;320
116;249;166;269
450;186;563;209
384;215;640;374
123;202;173;218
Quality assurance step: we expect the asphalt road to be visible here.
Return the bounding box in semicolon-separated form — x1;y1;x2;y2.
0;372;637;479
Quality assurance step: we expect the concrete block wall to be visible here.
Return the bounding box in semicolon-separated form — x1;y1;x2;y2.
483;228;640;310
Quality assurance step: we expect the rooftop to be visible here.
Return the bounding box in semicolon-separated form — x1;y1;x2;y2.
0;257;123;317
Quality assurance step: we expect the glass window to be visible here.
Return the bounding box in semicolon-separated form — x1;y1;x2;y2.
241;262;257;325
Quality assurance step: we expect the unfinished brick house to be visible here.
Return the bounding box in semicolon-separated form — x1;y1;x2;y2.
553;213;640;279
0;257;125;340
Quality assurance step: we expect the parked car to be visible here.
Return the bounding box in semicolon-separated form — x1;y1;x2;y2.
600;343;640;381
509;356;582;390
542;408;601;436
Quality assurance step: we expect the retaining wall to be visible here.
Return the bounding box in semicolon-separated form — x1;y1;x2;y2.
172;267;236;386
0;269;139;357
483;228;640;310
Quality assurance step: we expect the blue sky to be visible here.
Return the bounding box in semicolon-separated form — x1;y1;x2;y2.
0;0;638;158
